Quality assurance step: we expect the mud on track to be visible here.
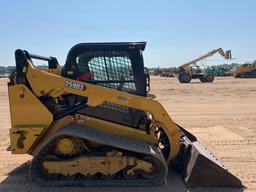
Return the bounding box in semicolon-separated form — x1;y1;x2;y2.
0;76;255;191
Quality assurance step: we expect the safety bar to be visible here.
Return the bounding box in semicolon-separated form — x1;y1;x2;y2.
29;53;53;62
14;49;60;84
27;52;59;69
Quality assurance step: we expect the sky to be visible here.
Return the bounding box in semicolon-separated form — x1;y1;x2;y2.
0;0;256;67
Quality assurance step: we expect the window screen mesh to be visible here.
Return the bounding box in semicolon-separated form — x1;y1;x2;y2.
76;51;136;93
100;101;131;114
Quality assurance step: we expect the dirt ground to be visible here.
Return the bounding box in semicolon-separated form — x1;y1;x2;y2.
0;76;255;192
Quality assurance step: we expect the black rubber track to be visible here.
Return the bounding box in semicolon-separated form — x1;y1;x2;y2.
30;124;168;187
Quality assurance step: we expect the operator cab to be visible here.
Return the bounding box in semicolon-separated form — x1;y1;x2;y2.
62;42;150;96
190;65;203;75
62;42;150;130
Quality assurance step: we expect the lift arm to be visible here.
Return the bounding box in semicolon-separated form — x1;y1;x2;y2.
179;48;232;69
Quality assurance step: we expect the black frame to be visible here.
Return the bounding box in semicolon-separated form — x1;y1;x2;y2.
14;49;59;84
63;42;149;96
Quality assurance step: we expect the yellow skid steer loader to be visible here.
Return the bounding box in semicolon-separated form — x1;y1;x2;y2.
7;42;242;187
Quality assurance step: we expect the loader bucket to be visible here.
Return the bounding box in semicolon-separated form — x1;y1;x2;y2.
174;124;243;187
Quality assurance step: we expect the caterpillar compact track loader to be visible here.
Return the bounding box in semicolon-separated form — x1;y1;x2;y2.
7;42;242;187
178;48;232;83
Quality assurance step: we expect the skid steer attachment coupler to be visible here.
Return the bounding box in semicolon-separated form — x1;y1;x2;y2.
175;125;242;187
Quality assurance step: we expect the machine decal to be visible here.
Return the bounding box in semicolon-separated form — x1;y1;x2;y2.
64;81;85;91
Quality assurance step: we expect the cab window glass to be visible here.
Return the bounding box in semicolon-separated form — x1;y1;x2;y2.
76;51;136;93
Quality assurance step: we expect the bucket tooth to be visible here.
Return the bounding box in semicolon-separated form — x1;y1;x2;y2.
175;124;243;187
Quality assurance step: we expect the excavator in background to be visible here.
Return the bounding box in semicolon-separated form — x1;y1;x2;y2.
178;48;232;83
7;42;241;187
233;60;256;78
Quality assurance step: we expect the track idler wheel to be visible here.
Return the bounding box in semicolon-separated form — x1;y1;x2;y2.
141;156;161;179
55;136;84;156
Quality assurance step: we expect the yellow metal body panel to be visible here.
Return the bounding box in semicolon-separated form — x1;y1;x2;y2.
8;84;53;127
9;126;44;154
24;62;180;162
8;85;53;154
30;114;157;157
47;67;61;75
74;114;158;144
30;116;73;156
